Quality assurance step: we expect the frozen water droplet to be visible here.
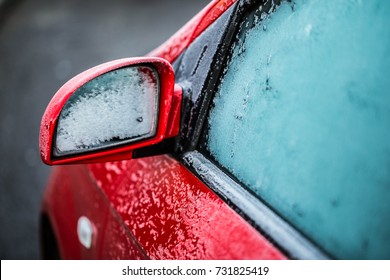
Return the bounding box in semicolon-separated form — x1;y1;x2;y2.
137;117;143;123
304;24;312;36
267;54;272;65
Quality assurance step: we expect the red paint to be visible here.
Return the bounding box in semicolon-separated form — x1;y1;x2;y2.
99;211;147;260
42;164;148;259
41;0;288;260
42;167;81;259
148;0;237;62
88;156;285;259
165;84;182;138
40;57;176;165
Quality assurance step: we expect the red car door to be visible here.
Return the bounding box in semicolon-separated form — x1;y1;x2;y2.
41;0;285;260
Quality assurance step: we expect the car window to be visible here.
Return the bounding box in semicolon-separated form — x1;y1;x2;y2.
200;0;390;259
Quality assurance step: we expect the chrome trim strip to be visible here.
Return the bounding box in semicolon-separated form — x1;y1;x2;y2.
182;151;329;259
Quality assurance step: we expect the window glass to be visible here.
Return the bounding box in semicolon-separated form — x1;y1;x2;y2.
203;0;390;259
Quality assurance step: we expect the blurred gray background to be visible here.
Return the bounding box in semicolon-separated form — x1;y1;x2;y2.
0;0;209;259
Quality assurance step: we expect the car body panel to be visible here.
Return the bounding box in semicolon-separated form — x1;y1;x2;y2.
88;156;285;259
42;164;148;259
41;0;288;260
149;0;237;61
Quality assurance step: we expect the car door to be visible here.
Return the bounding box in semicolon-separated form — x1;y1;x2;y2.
193;0;390;259
169;0;326;259
86;0;288;260
88;0;389;260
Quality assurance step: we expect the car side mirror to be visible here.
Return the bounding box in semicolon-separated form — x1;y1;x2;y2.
40;57;181;165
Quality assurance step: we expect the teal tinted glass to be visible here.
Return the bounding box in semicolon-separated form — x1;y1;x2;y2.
205;0;390;259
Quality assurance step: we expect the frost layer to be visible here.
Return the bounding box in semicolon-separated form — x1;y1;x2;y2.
56;66;158;155
207;0;390;259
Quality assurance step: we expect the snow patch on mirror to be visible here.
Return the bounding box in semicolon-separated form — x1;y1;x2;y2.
55;66;158;156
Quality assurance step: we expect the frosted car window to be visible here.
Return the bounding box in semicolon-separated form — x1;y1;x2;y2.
204;0;390;259
55;66;158;156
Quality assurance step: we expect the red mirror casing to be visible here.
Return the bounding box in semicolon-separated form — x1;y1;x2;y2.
40;57;179;165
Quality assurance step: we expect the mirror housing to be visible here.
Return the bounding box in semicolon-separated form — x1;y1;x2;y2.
40;57;181;165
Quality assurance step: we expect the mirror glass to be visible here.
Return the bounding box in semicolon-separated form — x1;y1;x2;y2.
54;65;159;157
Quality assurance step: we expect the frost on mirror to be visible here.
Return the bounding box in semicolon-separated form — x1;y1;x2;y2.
54;66;159;156
205;0;390;259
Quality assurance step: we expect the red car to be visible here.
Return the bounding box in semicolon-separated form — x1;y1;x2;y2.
39;0;390;259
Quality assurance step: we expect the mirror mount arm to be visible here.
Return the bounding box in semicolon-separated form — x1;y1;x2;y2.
165;84;182;138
